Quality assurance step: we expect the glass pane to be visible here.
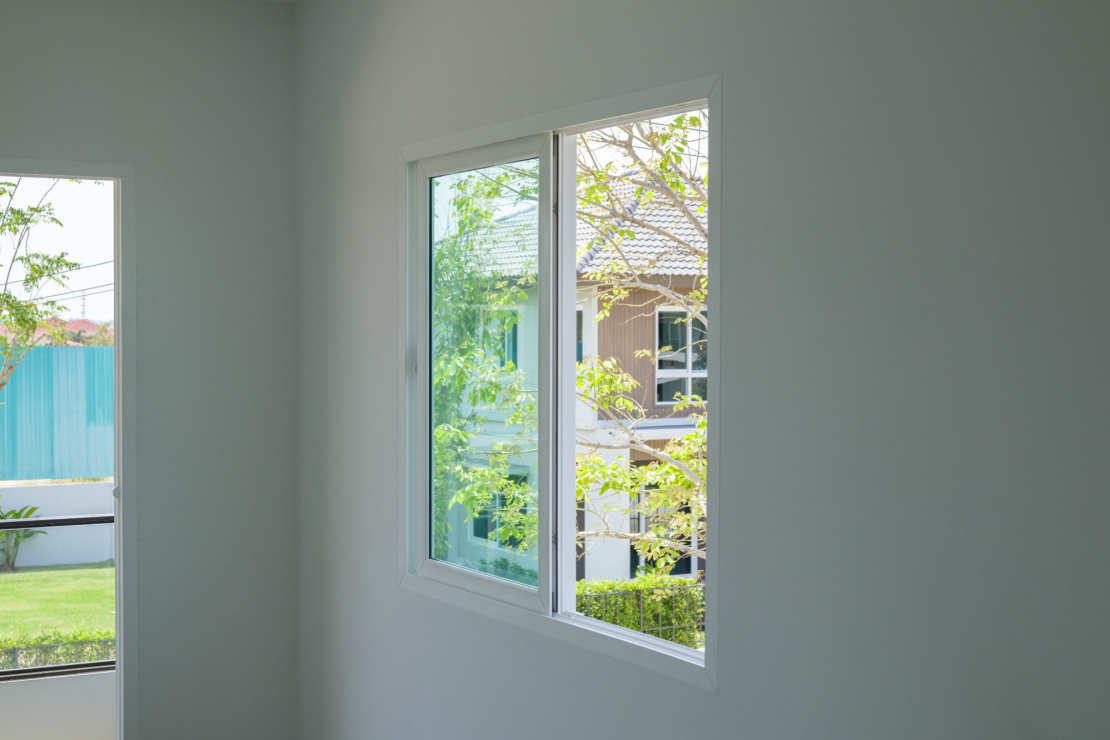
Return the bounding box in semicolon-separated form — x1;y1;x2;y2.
656;378;687;404
1;176;117;672
691;376;707;400
576;309;583;362
0;523;116;670
430;159;540;588
482;309;519;368
574;110;708;649
657;311;687;370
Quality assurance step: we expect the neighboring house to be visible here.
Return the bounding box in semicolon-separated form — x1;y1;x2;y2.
435;205;544;583
436;189;708;584
63;318;102;339
575;181;708;582
0;318;113;346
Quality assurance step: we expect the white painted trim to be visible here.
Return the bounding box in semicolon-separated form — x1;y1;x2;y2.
417;135;547;178
536;134;556;613
0;156;136;737
703;74;722;692
398;74;722;693
555;132;578;613
399;571;714;692
399;155;418;581
400;75;719;163
417;558;545;614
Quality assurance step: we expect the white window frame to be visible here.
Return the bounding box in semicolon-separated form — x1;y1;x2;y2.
655;306;709;406
407;133;554;615
399;74;721;692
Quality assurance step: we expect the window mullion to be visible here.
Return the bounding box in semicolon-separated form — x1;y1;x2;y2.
554;131;579;615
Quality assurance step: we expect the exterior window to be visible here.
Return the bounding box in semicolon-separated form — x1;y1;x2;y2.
406;91;715;678
576;309;583;362
628;482;695;577
655;310;708;404
482;309;519;368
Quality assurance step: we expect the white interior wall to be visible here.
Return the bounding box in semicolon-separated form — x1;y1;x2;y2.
0;1;299;738
295;1;1110;739
1;1;1105;738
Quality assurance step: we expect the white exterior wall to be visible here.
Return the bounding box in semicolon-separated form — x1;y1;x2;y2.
0;482;114;567
576;288;630;581
578;435;631;582
574;286;598;426
575;289;702;582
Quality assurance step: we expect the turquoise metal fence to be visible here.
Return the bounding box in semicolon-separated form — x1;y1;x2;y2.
0;347;114;481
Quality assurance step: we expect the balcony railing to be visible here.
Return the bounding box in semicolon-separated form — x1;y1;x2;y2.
576;582;705;649
1;639;115;670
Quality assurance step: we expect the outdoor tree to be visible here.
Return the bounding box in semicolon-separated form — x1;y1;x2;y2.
574;111;709;573
430;162;542;571
430;111;710;576
0;178;81;394
46;321;115;347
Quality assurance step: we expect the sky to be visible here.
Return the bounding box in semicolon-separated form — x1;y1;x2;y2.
1;175;115;324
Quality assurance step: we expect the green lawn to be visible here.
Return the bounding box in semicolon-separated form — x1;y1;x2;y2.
0;561;115;636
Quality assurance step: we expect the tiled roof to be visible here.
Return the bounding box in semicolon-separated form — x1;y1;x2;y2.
447;177;707;280
0;318;112;340
474;206;538;277
65;319;101;335
576;178;707;278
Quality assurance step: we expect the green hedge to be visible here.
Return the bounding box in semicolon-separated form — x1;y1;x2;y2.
0;626;114;650
477;557;539;586
0;627;115;670
576;574;704;648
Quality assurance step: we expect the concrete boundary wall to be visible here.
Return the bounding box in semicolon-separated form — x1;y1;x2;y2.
0;482;113;567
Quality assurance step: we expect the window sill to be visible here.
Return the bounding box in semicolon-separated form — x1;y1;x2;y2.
0;661;115;683
399;571;715;692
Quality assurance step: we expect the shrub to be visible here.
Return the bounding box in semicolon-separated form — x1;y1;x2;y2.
0;626;115;650
0;495;48;571
477;557;539;586
576;573;704;648
0;626;116;670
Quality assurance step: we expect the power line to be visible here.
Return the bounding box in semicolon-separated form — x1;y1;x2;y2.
47;260;113;278
46;286;115;310
4;260;113;286
5;260;115;300
32;282;114;302
32;283;114;303
64;287;114;301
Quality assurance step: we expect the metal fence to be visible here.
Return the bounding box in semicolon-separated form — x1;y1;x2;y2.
577;582;705;649
0;638;116;671
0;346;115;481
